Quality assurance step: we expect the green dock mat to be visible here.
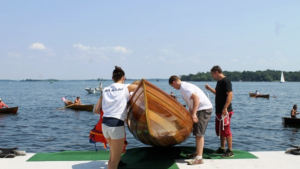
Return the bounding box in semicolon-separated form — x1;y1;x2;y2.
27;146;258;169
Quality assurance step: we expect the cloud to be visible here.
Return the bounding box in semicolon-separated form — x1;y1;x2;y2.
159;48;181;58
73;43;91;51
73;43;132;54
29;42;46;50
7;52;22;58
111;46;132;54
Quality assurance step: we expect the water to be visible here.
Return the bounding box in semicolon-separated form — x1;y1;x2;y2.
0;80;299;153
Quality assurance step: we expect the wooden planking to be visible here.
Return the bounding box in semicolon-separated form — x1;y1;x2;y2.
127;79;193;147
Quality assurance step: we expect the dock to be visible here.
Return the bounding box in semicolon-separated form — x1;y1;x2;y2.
1;147;299;169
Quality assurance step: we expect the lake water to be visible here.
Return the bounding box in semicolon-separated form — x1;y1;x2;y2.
0;80;299;153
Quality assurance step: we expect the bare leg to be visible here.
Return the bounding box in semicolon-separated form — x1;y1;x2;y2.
196;136;204;156
226;136;232;150
220;136;226;148
106;138;124;169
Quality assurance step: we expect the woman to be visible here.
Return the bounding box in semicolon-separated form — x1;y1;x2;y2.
94;66;137;169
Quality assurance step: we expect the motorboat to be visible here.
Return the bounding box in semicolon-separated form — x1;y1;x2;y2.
85;87;102;94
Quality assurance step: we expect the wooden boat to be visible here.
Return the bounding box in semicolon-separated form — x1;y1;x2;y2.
0;107;18;114
249;92;270;98
282;117;300;125
126;79;193;147
64;102;94;112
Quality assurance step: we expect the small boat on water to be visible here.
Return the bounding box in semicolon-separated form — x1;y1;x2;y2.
282;117;300;125
0;107;18;114
126;79;193;147
64;102;94;112
280;71;285;83
249;92;270;98
85;87;102;94
85;83;103;94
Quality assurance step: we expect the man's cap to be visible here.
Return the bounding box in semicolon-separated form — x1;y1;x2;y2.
0;98;2;101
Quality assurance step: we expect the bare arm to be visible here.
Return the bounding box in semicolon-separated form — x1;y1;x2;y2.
190;93;200;123
222;91;233;115
3;103;9;108
205;84;216;95
94;95;103;114
128;84;138;93
291;109;297;116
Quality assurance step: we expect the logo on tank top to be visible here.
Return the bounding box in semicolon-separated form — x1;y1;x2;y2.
104;88;124;92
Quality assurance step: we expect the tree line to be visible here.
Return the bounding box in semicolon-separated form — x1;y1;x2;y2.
180;69;300;82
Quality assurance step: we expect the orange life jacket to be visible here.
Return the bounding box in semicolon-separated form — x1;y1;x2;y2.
89;110;127;153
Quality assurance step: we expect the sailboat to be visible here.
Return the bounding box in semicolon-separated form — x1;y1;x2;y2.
280;71;285;83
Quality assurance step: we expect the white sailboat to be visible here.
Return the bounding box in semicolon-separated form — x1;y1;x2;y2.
280;72;285;83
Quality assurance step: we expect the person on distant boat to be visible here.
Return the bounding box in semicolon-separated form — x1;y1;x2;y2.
0;98;9;109
99;83;103;90
169;75;212;165
74;97;81;105
291;104;299;118
205;65;234;158
255;90;260;95
94;66;138;169
170;91;176;99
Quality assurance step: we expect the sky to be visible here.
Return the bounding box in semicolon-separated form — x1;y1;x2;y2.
1;0;300;80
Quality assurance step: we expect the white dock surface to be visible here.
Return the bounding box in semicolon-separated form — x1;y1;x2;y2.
1;151;299;169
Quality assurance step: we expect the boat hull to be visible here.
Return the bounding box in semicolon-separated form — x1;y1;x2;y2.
64;103;94;111
282;117;300;125
0;107;18;114
127;79;193;147
85;88;102;94
249;92;270;98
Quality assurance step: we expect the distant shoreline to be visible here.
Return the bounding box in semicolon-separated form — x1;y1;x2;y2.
0;78;168;81
1;79;300;82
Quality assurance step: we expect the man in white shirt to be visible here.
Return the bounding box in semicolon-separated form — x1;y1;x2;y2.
169;75;212;165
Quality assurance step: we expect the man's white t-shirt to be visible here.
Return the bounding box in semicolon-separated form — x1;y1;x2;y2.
102;83;130;121
180;81;212;111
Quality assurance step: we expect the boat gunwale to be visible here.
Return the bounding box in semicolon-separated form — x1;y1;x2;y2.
0;107;18;114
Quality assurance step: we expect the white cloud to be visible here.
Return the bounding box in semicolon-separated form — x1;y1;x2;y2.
111;46;132;54
73;43;91;51
29;42;46;50
7;52;22;58
73;43;132;54
159;48;180;58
